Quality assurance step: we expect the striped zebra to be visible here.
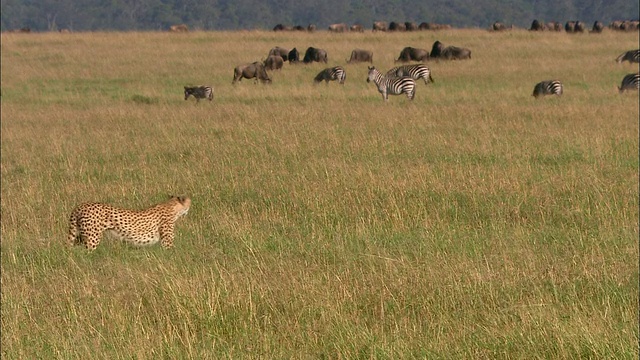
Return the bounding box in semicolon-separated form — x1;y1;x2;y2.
184;86;213;102
366;66;416;101
616;49;640;64
532;80;563;98
314;66;346;84
386;64;434;85
618;73;640;93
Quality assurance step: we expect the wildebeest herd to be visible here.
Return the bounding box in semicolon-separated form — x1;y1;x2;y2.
183;38;639;103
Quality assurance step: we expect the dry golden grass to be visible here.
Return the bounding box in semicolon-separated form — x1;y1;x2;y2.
1;29;638;358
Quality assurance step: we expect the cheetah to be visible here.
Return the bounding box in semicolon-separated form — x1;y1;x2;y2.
67;195;191;251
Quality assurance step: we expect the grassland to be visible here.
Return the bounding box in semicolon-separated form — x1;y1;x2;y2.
1;28;638;359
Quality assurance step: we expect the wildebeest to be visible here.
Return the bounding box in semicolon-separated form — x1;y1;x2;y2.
492;22;511;31
350;24;364;32
328;23;349;32
273;24;293;31
389;22;406;31
293;25;306;31
530;19;545;31
232;62;271;84
372;21;388;32
264;55;284;71
288;48;300;63
169;24;188;32
395;47;430;63
184;86;213;102
430;41;471;60
307;24;317;32
405;22;419;31
575;21;586;32
303;47;328;64
314;66;346;85
420;23;452;30
268;46;289;62
346;49;373;63
616;49;640;64
590;21;604;33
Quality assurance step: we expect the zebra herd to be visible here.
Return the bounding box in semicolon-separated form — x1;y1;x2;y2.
183;46;639;103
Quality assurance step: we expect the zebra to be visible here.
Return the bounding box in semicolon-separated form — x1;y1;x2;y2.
313;66;346;84
532;80;563;98
618;73;640;93
386;64;434;85
366;66;416;101
184;86;213;102
616;49;640;64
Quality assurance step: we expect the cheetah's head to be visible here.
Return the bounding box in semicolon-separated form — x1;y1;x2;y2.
170;195;191;217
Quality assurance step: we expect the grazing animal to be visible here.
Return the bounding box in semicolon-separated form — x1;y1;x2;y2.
366;66;416;101
328;23;349;32
264;55;284;70
386;64;434;85
268;46;289;62
530;19;545;31
616;49;640;64
618;73;640;93
169;24;188;32
395;47;430;63
288;48;300;63
405;22;419;31
346;49;373;63
314;66;346;84
232;62;272;84
67;196;191;251
590;21;604;33
350;24;364;32
388;22;406;31
307;24;317;32
492;22;508;31
184;86;213;102
532;80;563;98
430;41;471;60
303;47;328;64
372;21;388;32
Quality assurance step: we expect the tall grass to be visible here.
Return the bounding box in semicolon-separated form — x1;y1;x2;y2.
1;28;638;358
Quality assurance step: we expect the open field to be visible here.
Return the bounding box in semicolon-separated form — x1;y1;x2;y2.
1;29;638;358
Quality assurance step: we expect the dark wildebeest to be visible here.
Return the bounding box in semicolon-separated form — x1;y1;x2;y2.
389;22;407;31
395;47;430;63
430;41;471;60
232;62;271;84
346;49;373;63
169;24;188;32
293;25;306;31
273;24;293;31
303;47;328;64
405;22;419;31
565;21;576;33
264;55;284;71
372;21;388;32
574;21;586;32
268;46;289;62
328;23;349;32
307;24;317;32
530;19;545;31
616;49;640;63
288;48;300;63
590;21;604;33
492;22;510;31
350;24;364;32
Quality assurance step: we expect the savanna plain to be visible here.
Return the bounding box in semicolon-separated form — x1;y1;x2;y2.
1;28;638;359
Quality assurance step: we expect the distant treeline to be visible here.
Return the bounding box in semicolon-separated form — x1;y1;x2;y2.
1;0;638;32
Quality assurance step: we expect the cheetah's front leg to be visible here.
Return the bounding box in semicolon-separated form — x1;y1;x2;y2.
159;224;175;249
